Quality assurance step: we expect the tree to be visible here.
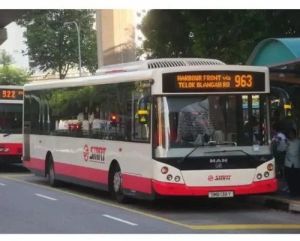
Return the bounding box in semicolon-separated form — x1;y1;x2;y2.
17;10;97;79
141;10;194;58
0;50;13;66
0;50;29;85
141;10;300;64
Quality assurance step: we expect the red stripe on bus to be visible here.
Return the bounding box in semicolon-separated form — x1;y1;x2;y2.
152;178;278;196
25;158;108;185
24;158;277;196
23;158;44;171
24;158;152;193
54;162;108;185
122;173;152;194
0;143;22;156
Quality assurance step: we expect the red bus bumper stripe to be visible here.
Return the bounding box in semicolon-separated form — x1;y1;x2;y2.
152;178;278;196
122;174;152;194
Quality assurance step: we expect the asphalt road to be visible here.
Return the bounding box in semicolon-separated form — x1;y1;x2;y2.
0;175;189;233
1;164;300;234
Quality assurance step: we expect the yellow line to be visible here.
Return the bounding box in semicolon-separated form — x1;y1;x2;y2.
3;175;300;231
188;224;300;230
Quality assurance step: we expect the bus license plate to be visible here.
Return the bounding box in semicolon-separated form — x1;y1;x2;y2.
208;191;234;198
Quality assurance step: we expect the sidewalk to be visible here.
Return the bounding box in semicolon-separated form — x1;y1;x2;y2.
249;178;300;212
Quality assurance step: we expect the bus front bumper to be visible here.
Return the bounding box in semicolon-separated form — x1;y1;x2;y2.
152;178;278;196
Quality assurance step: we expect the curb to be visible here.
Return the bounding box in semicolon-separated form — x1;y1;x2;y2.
288;201;300;212
248;195;300;212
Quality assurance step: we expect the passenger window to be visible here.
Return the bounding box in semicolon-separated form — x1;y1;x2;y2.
132;83;151;142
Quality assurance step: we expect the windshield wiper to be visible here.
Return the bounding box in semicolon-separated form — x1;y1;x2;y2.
178;144;204;164
178;141;239;164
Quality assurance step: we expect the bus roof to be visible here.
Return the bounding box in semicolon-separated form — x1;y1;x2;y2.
96;58;225;74
24;58;268;92
24;58;225;91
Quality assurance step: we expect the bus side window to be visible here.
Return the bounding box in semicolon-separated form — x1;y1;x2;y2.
132;94;150;141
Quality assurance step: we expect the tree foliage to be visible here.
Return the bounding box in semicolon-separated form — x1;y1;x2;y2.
141;10;300;64
17;10;97;79
141;10;194;58
0;50;13;66
0;66;29;85
0;50;29;85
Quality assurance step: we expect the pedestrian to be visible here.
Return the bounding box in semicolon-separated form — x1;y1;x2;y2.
271;123;287;177
284;128;300;197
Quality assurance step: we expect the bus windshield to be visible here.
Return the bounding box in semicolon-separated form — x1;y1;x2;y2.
154;95;270;153
0;103;22;134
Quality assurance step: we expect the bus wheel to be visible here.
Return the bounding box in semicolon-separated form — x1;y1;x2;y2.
110;164;128;203
47;155;58;187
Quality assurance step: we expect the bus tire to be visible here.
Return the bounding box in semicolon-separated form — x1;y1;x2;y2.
109;163;129;203
47;155;58;187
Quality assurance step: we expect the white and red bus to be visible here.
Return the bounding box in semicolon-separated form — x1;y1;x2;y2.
23;58;277;202
0;85;23;164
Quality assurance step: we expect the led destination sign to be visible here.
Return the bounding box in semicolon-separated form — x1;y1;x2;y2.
162;71;266;93
0;88;24;100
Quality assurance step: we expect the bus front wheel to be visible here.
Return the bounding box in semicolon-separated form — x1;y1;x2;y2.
109;164;128;203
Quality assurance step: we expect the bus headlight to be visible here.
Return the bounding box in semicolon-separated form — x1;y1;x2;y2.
161;166;169;174
264;171;270;178
256;173;262;180
166;174;173;181
267;163;274;171
174;176;181;182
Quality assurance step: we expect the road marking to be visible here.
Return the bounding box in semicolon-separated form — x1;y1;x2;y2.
2;175;187;228
35;193;57;201
4;175;300;231
102;214;138;226
0;182;6;186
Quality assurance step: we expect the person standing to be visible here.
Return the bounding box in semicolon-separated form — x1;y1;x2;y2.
271;124;287;177
284;128;300;197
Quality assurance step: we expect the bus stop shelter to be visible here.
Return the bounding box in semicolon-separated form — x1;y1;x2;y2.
247;38;300;124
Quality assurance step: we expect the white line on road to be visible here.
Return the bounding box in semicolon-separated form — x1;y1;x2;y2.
0;182;6;186
102;214;138;226
35;193;57;201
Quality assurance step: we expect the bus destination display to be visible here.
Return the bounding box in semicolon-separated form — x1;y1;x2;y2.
162;71;266;93
0;88;23;100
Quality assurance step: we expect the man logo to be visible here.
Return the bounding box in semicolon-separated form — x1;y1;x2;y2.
210;158;228;163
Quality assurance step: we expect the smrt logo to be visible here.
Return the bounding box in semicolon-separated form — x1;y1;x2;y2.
208;175;231;181
83;144;106;163
83;144;89;161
